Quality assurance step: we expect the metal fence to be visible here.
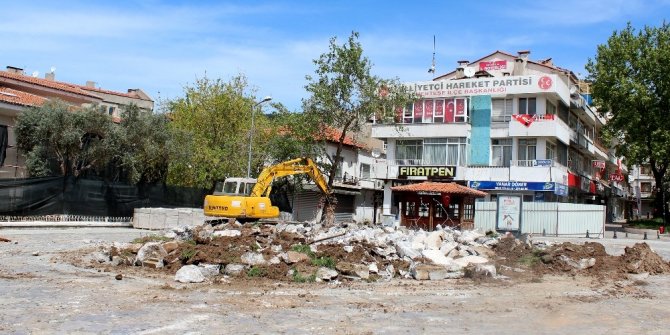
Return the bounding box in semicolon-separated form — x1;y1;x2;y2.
474;202;606;238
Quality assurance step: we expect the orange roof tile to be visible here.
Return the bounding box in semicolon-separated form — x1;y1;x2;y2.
391;182;487;197
77;85;152;101
319;126;364;149
0;87;47;107
0;70;100;99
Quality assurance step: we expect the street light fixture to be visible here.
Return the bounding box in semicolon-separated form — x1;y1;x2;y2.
247;96;272;178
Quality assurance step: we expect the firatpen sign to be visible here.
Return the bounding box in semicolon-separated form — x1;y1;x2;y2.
398;166;456;179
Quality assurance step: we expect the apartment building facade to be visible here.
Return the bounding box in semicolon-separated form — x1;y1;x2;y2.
371;50;629;223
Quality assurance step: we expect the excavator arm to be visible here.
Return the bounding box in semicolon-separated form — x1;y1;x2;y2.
250;157;331;197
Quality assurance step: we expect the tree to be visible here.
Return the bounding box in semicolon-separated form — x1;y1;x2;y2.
113;104;183;184
165;75;273;189
304;31;416;222
586;22;670;217
15;100;115;177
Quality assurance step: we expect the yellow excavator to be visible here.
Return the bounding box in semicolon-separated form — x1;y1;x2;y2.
203;157;331;220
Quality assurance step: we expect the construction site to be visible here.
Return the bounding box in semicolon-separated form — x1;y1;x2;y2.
2;216;670;333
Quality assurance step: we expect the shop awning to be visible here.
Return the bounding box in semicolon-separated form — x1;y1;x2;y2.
391;182;487;197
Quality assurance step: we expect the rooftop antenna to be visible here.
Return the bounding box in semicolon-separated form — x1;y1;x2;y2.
428;35;436;74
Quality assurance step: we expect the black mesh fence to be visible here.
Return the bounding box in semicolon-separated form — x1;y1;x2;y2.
0;176;208;217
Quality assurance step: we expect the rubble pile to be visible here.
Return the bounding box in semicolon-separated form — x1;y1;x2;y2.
102;221;502;283
85;221;670;284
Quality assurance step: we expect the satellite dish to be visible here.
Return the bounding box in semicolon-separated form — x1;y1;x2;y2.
371;148;382;158
463;67;475;78
50;66;56;73
569;85;579;96
32;71;39;77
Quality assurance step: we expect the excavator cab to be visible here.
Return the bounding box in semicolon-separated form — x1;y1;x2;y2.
213;178;256;196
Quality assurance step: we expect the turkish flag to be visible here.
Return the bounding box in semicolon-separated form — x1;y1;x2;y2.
512;114;534;127
445;100;455;122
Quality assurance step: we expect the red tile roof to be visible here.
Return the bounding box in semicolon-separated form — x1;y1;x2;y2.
0;87;47;107
319;126;365;149
77;85;152;101
391;182;487;197
433;50;570;80
0;70;100;99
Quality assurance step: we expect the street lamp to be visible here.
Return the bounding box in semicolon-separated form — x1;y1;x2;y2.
247;96;272;178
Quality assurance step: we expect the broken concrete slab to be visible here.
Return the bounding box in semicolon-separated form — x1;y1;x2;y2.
134;242;167;266
316;267;338;281
175;265;205;283
336;262;370;280
198;263;221;277
452;255;490;268
241;252;267;266
411;264;448;280
212;230;241;237
224;264;246;277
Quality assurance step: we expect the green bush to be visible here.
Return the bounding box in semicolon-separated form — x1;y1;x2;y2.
292;269;316;283
311;256;336;269
247;266;267;277
291;244;315;258
180;248;197;262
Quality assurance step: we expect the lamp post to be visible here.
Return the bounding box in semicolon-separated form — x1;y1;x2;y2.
247;96;272;178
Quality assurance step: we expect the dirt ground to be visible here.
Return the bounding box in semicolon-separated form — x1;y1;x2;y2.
2;228;670;334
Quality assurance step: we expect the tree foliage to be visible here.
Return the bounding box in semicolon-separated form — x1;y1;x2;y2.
304;31;416;189
114;104;183;184
15;100;114;177
586;22;670;215
15;100;177;184
165;75;273;189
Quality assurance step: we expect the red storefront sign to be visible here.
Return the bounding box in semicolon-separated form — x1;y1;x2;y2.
610;173;624;182
568;172;580;187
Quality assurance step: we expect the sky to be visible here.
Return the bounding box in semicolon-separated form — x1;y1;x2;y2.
1;0;669;112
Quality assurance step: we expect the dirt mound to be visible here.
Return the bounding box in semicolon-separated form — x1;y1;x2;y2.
619;243;670;274
493;238;670;280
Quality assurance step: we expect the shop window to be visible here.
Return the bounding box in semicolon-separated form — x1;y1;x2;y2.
418;198;429;217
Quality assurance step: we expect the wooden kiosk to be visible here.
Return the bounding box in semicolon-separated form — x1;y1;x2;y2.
391;182;487;231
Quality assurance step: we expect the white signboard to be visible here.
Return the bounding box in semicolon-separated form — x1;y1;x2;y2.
405;74;566;103
496;195;522;231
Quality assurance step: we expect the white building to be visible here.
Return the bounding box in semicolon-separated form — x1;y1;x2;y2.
370;50;629;224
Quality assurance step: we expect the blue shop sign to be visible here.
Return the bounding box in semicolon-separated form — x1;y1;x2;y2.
469;181;568;196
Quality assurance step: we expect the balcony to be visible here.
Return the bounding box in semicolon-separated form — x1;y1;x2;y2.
508;114;571;144
371;122;470;139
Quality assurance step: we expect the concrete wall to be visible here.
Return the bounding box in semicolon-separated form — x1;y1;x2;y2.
133;207;205;230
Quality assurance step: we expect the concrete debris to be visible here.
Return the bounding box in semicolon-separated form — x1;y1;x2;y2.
240;252;267;266
282;251;311;264
175;265;205;283
115;218;517;282
224;264;246;277
212;229;241;237
559;255;596;270
134;242;167;267
198;263;221;277
316;267;339;281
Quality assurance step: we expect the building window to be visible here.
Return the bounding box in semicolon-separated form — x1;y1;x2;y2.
517;139;537;162
641;182;652;193
423;138;468;166
382;139;388;152
360;163;371;179
546;141;556;161
108;106;115;116
641;164;651;175
395;140;423;165
546;100;557;115
519;97;537;115
492;138;512;167
492;98;513;122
